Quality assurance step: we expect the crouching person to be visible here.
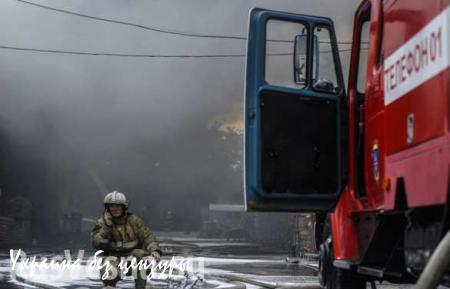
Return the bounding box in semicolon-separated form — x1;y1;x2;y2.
91;191;161;289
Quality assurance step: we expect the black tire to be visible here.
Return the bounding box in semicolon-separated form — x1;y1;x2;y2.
318;236;333;289
319;218;367;289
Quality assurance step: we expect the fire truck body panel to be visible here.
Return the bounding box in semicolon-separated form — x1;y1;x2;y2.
385;135;449;209
360;0;385;211
384;0;448;154
329;0;450;264
382;0;450;210
330;0;382;261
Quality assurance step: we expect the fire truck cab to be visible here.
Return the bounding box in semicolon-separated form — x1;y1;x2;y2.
244;0;450;287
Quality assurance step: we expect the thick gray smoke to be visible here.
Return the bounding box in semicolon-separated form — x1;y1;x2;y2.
0;0;359;241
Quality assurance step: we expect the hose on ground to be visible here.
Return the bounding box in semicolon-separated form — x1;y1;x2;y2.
415;230;450;289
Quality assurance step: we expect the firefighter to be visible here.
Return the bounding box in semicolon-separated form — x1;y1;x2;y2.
90;191;161;289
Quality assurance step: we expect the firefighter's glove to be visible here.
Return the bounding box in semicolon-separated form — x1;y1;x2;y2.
151;251;161;262
103;211;113;227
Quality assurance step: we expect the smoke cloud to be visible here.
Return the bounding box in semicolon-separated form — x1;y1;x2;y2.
0;0;359;238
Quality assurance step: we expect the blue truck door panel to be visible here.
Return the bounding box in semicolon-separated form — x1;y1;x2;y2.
244;8;347;212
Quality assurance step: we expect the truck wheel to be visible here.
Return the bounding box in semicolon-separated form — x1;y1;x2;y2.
319;238;367;289
318;236;333;289
319;225;366;289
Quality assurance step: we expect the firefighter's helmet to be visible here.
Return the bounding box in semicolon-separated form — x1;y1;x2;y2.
104;191;128;210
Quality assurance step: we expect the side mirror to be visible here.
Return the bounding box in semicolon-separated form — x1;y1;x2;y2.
294;34;319;85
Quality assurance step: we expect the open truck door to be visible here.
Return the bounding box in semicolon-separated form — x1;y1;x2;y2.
244;8;347;212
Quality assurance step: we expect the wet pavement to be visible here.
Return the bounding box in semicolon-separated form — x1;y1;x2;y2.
0;235;422;289
0;235;317;289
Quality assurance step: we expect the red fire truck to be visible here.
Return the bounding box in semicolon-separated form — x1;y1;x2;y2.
244;0;450;287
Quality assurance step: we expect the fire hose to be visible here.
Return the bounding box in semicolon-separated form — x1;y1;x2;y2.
415;230;450;289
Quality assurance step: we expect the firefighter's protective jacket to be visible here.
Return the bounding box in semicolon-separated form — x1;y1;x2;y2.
90;213;161;254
